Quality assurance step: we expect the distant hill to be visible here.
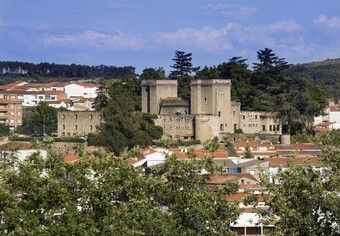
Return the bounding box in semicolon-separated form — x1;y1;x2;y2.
288;58;340;99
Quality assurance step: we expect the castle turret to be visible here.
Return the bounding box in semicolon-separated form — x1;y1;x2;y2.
141;80;177;114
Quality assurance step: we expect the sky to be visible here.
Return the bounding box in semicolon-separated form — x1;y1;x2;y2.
1;0;340;74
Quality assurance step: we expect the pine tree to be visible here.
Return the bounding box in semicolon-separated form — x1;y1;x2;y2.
169;50;200;100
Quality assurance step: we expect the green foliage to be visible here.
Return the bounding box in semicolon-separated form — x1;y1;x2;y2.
203;137;220;153
0;150;240;235
92;86;108;111
195;66;220;80
140;67;167;80
88;77;163;154
169;50;200;100
288;58;340;100
0;123;10;136
292;131;340;148
258;155;340;235
18;102;59;135
243;146;253;159
0;60;135;81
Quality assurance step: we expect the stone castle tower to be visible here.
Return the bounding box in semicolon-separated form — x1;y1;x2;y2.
141;80;177;114
141;79;281;142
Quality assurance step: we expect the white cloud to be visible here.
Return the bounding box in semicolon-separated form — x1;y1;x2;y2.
207;4;257;19
153;24;235;52
314;15;340;29
152;20;303;53
42;31;144;50
265;20;302;32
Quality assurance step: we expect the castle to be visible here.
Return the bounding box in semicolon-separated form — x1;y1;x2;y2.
141;79;281;142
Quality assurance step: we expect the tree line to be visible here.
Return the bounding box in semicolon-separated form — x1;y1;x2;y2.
0;61;135;82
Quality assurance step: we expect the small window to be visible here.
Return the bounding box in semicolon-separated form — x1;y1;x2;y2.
90;115;93;119
220;124;224;131
62;125;65;130
75;115;78;119
75;125;78;130
218;111;221;117
269;125;272;131
204;98;207;101
243;115;245;120
277;125;280;131
233;111;235;116
90;125;93;130
62;114;65;119
262;125;266;131
255;115;258;119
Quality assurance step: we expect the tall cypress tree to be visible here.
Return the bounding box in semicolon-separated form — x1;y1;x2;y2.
169;50;200;100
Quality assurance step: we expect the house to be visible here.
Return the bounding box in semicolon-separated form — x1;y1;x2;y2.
0;142;47;162
0;97;22;129
264;157;323;184
64;83;101;98
233;140;276;158
275;143;323;157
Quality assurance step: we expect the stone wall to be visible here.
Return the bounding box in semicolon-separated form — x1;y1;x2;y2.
155;114;195;140
57;111;103;137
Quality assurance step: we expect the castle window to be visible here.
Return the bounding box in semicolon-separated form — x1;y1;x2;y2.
62;125;65;130
220;124;224;131
269;125;272;131
75;125;78;130
273;125;276;131
90;115;93;119
90;125;93;130
218;111;221;117
75;115;78;119
255;115;258;119
277;125;280;131
62;114;65;119
262;125;266;131
233;111;235;116
204;98;207;101
243;115;245;120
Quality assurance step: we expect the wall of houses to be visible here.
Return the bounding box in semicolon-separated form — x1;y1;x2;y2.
57;111;103;137
240;111;281;135
0;98;22;129
155;114;195;140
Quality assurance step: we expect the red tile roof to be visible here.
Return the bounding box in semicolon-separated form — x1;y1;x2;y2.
64;154;80;163
263;157;322;167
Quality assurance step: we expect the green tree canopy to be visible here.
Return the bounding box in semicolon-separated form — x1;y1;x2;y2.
88;76;163;155
18;102;62;135
0;149;241;235
169;50;200;100
258;153;340;236
140;67;167;80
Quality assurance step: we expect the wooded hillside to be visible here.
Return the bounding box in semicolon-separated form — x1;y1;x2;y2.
288;58;340;99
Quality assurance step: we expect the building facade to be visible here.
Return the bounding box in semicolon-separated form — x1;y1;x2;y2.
0;97;22;129
57;111;103;137
142;79;281;142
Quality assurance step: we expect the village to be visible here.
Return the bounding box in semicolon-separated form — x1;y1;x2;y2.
0;78;337;235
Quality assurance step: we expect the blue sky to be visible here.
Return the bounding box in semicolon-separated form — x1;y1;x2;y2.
1;0;340;74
